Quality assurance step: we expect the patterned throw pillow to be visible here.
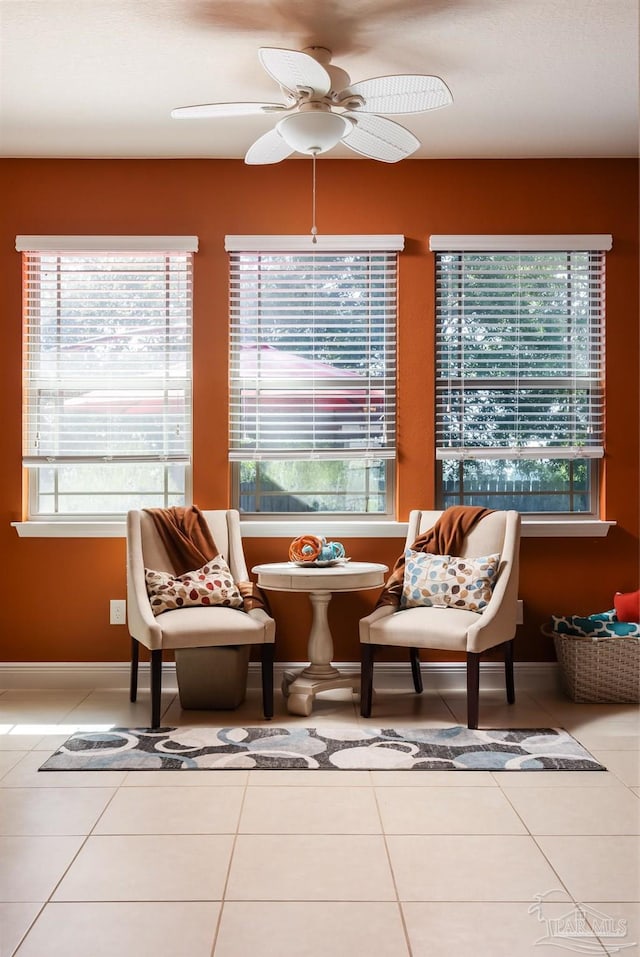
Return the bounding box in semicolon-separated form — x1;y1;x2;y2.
145;557;243;617
551;611;640;639
401;550;500;613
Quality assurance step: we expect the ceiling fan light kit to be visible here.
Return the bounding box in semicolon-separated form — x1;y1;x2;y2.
277;108;352;155
172;45;452;165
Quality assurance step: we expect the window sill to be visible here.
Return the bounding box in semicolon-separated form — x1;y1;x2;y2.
12;518;616;539
12;521;126;538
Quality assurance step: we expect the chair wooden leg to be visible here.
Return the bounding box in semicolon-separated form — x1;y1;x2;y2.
130;637;139;702
360;644;376;717
504;639;516;704
150;650;163;729
466;652;480;730
261;643;274;720
409;647;423;693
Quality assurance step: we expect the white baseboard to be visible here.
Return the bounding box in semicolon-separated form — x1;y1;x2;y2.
0;660;561;694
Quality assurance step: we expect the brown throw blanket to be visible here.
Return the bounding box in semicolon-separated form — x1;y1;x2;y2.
376;506;494;609
144;506;270;614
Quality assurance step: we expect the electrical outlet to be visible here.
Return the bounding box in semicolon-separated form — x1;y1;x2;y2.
110;599;126;625
516;599;524;625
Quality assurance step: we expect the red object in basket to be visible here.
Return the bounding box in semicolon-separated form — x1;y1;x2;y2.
614;589;640;622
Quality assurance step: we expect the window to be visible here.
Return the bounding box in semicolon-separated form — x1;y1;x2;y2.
18;235;196;519
227;234;402;515
431;234;611;514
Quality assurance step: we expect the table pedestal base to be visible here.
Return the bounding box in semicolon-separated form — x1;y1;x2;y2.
282;668;357;717
281;589;358;716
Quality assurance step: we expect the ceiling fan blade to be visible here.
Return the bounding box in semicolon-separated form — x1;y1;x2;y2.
341;113;420;163
245;128;295;165
171;102;287;119
259;47;331;96
346;75;452;114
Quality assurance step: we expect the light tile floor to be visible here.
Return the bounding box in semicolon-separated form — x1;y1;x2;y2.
0;682;638;956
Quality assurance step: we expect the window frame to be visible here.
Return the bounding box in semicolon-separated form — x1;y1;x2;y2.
226;234;402;519
17;235;197;521
430;234;612;517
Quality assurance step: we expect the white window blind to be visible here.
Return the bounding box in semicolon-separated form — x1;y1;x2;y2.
228;239;399;463
434;243;606;462
20;236;195;517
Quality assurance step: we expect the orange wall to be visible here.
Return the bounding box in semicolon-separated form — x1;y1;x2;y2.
0;158;638;665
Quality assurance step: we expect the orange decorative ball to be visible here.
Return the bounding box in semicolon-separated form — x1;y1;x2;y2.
289;535;323;563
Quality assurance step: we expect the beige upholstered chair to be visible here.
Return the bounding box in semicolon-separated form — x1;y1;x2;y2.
127;509;275;727
360;509;521;729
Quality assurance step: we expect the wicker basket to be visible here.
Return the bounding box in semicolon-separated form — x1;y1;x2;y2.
542;624;640;703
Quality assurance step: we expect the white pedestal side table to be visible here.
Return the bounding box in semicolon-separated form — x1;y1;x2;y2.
251;561;388;716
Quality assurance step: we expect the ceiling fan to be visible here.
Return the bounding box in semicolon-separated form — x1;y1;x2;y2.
171;46;452;164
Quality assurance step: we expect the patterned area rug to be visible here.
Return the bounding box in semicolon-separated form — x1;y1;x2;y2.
39;726;605;771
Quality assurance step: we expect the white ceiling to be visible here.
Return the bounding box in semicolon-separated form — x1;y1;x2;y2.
1;0;638;160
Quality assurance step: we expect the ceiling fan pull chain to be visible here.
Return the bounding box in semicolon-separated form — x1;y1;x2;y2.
311;152;318;243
